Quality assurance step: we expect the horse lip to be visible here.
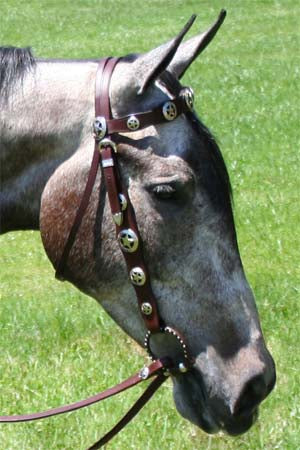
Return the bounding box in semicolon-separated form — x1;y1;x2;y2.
171;368;221;434
171;367;260;436
223;407;259;435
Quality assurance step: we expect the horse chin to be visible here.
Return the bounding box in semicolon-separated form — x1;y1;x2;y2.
172;369;220;434
171;369;258;436
223;408;259;436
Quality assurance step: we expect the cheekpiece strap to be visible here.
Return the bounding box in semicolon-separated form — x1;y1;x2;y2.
96;58;162;333
55;58;111;280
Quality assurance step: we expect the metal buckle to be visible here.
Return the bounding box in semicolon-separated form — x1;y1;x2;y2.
98;138;118;153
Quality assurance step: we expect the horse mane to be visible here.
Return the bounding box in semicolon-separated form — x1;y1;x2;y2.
160;70;232;215
0;46;36;98
188;112;233;214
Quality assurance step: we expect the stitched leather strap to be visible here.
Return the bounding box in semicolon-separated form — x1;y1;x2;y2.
93;56;162;333
55;58;110;280
55;147;100;280
100;144;161;332
106;94;191;134
88;372;167;449
0;359;167;423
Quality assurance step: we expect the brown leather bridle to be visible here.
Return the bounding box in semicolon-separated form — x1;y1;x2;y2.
0;57;195;448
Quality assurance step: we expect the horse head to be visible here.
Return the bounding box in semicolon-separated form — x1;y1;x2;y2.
40;11;275;437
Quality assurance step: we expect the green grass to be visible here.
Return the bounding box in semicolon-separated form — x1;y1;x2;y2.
0;0;299;449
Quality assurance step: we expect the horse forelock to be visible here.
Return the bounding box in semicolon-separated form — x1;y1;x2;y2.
0;46;36;100
186;112;233;215
157;70;233;216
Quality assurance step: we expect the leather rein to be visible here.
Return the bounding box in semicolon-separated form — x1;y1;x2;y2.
0;57;195;448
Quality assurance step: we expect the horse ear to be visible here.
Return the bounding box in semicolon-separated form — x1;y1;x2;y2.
168;9;226;79
136;15;197;95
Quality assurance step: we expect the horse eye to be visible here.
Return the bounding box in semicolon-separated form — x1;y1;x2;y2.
152;184;176;200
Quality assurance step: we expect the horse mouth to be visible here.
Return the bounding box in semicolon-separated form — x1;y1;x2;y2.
171;368;259;436
222;408;259;435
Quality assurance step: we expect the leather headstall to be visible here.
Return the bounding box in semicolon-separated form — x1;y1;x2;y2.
0;58;195;448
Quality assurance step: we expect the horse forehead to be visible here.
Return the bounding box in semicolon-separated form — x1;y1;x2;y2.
142;154;194;182
122;115;195;158
159;116;193;155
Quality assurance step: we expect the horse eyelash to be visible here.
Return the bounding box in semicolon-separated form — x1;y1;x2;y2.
152;184;176;199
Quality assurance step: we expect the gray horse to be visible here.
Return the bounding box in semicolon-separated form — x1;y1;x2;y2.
0;12;275;439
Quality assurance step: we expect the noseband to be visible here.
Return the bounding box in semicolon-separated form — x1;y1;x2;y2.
0;58;195;448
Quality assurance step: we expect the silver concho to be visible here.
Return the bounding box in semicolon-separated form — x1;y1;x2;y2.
117;228;139;253
183;88;194;111
127;115;140;131
118;193;127;211
130;267;146;286
162;101;177;121
178;362;188;373
139;366;149;380
93;116;107;140
141;302;153;316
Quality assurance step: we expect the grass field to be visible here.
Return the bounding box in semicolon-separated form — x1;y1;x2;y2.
0;0;299;449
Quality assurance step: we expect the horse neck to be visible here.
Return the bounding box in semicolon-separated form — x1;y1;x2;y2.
0;60;98;233
2;60;98;158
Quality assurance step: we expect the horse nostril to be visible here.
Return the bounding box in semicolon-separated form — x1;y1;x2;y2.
233;374;268;417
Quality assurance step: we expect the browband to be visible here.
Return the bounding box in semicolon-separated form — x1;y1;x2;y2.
93;87;194;139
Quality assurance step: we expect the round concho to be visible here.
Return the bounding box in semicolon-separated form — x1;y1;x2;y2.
93;116;107;139
162;101;177;121
140;302;152;315
129;267;146;286
117;228;139;253
183;87;194;111
127;115;140;131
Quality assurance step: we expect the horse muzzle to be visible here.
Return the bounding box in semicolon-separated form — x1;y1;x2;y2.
171;348;276;436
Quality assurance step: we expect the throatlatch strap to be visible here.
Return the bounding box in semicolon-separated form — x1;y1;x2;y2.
55;147;100;279
55;58;109;280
